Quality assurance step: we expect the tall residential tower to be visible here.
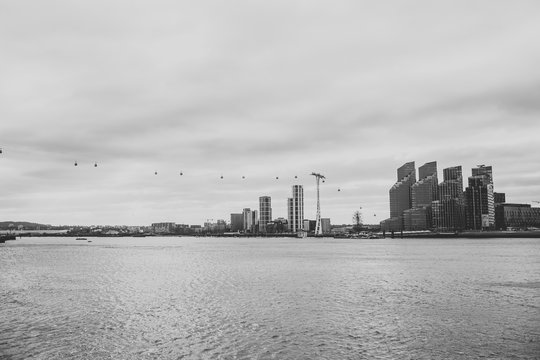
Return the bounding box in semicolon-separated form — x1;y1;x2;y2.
381;162;416;231
259;196;272;233
288;185;304;233
432;166;465;231
465;165;495;230
404;161;438;230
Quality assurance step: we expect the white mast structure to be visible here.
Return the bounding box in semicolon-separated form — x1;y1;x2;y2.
311;172;325;235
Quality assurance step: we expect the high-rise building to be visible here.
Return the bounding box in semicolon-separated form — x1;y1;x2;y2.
465;165;495;230
403;207;431;231
390;162;416;218
243;208;253;233
472;165;493;185
433;165;465;231
252;210;259;233
418;161;437;181
382;162;416;232
259;196;272;233
494;192;506;229
406;161;438;230
397;161;416;182
230;213;244;232
412;162;438;206
288;185;304;233
443;165;463;183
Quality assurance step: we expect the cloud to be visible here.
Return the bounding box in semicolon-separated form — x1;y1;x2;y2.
1;1;540;225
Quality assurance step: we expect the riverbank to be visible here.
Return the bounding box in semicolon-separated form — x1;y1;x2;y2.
3;230;540;240
383;230;540;239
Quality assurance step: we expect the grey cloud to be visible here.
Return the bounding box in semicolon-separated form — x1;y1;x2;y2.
2;1;540;225
416;82;540;119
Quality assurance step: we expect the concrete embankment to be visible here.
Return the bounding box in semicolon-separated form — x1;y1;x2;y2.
383;231;540;239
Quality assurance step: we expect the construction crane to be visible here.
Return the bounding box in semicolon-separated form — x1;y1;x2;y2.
311;172;326;236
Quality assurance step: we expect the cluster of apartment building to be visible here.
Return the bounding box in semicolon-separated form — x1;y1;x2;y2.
230;185;331;235
381;162;540;232
150;222;203;235
150;185;332;235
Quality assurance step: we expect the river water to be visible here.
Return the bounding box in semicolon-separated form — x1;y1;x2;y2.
1;237;539;359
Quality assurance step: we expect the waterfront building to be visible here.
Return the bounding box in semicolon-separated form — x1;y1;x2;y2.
433;165;466;231
494;192;506;229
465;177;495;230
259;196;272;233
216;220;227;232
190;224;203;234
495;203;540;230
321;218;331;234
203;221;213;230
204;220;227;233
406;161;438;230
390;161;416;219
465;165;495;230
431;200;442;229
288;185;304;233
267;217;288;233
303;220;316;232
151;222;176;234
243;208;253;233
380;216;402;232
382;162;416;232
303;218;330;234
230;213;243;232
403;207;431;231
412;177;438;209
251;210;259;234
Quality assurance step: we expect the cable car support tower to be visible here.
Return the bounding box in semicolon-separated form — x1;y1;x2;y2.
311;172;325;236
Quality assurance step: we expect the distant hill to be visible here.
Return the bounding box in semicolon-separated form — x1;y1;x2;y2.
0;221;56;230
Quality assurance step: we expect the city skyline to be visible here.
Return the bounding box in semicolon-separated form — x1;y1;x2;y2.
1;1;540;226
382;161;540;232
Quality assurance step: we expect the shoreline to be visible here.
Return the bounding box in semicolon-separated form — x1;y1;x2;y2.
2;230;540;240
382;230;540;239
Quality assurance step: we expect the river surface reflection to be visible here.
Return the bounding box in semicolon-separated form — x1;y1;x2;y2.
1;237;539;359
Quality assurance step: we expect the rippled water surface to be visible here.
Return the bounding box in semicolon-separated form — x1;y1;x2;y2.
1;237;539;359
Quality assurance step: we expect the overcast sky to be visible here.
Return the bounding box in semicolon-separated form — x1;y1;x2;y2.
1;1;540;226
